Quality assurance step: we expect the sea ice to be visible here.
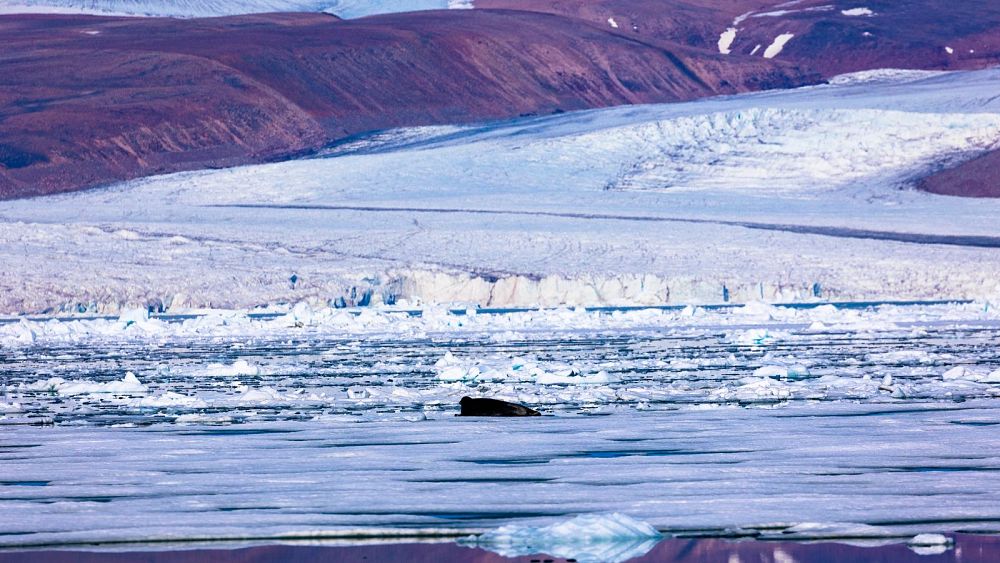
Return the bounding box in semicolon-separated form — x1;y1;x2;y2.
470;512;661;563
118;308;149;327
200;360;262;377
782;522;889;539
753;364;811;380
908;533;954;555
26;372;147;397
910;533;953;546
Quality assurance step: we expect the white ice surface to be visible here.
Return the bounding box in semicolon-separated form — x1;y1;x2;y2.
2;70;1000;313
4;301;1000;421
469;513;661;563
0;0;469;18
2;302;1000;546
2;402;1000;547
910;533;952;546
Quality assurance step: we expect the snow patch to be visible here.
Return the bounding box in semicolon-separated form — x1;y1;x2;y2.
763;33;795;58
718;27;738;55
827;68;946;85
841;7;874;17
751;6;834;18
732;11;754;26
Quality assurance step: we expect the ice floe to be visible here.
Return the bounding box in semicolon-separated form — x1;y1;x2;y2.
25;372;147;397
199;359;263;377
435;352;615;385
908;533;954;555
469;513;661;563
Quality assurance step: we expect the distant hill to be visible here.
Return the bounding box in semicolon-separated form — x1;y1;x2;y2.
920;149;1000;198
3;0;999;199
0;10;815;198
480;0;1000;74
0;0;465;18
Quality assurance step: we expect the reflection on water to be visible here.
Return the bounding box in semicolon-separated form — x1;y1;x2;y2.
1;534;998;563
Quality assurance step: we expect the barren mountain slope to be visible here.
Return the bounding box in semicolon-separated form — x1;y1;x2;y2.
0;10;815;198
480;0;1000;74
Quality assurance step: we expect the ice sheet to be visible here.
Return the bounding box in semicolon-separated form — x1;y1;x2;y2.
2;69;1000;314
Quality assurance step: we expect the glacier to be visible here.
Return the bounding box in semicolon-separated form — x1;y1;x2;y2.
1;69;1000;314
2;8;1000;557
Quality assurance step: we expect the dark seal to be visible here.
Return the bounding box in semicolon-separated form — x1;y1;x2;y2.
458;396;541;417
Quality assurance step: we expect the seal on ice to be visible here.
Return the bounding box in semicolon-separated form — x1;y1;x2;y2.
458;396;541;417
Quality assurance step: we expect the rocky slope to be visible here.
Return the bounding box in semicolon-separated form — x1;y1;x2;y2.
4;1;1000;199
479;1;1000;75
919;149;1000;198
0;10;815;199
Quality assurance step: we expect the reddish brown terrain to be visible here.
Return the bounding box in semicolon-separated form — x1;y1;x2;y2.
477;0;776;51
0;10;815;199
479;0;1000;75
3;1;1000;199
919;150;1000;198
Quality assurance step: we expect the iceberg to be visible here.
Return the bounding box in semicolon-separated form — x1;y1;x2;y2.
468;512;661;563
